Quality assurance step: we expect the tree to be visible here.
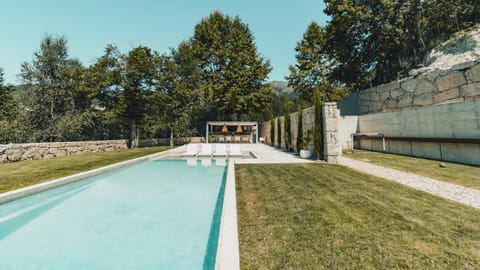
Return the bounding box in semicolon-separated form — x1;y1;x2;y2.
270;112;275;146
191;11;273;120
277;117;281;148
286;22;346;106
120;46;159;148
155;48;198;146
20;34;89;142
296;105;303;152
323;0;480;90
0;69;16;121
283;101;291;151
313;90;324;159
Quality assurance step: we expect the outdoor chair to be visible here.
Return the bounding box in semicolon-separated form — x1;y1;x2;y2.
182;143;198;156
198;143;213;157
213;144;227;156
230;144;242;156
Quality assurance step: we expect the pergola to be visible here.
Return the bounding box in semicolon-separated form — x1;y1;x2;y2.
206;121;259;143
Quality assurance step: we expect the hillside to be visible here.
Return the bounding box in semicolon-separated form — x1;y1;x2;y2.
269;81;295;98
410;24;480;76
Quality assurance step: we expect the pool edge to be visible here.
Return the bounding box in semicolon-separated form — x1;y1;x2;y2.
215;161;241;270
0;149;174;205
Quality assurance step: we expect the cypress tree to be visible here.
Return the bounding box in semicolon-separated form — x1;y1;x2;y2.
313;91;324;159
296;105;303;152
277;117;281;148
270;112;275;146
284;101;291;151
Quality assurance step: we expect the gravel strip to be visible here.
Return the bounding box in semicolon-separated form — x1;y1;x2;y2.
338;156;480;209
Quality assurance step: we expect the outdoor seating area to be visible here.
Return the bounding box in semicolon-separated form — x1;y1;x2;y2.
206;121;259;144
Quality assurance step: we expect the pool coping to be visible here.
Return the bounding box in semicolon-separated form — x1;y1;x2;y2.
215;161;240;270
0;149;172;205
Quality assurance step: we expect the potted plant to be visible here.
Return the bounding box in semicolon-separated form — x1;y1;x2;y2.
299;129;312;159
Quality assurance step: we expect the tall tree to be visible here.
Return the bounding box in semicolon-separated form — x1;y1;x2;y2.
323;0;480;90
20;35;86;141
0;69;16;121
121;46;159;148
191;11;273;121
286;22;346;105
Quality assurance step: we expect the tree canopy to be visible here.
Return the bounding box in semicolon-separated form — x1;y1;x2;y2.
286;22;347;106
191;11;273;121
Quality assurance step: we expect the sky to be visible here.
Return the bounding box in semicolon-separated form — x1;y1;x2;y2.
0;0;329;85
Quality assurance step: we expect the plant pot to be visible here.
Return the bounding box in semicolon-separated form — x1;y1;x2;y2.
299;149;312;159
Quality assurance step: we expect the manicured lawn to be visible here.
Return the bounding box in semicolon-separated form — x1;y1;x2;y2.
236;163;480;269
343;149;480;190
0;146;170;193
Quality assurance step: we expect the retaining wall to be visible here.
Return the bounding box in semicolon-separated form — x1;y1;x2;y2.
357;98;480;165
359;62;480;114
0;140;129;163
0;137;205;163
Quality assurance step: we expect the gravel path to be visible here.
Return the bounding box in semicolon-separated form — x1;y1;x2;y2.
338;156;480;209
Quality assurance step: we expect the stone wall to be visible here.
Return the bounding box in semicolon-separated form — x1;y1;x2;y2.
359;62;480;114
323;103;340;163
261;106;316;151
0;140;129;163
357;98;480;165
259;105;341;162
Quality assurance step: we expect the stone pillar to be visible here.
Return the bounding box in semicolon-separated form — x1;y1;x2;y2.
323;102;339;163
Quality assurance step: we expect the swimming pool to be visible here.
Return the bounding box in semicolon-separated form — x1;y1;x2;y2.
0;159;227;269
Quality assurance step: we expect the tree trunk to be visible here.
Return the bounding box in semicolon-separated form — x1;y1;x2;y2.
130;121;139;148
170;127;174;147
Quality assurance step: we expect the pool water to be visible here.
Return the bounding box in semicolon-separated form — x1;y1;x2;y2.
0;160;227;270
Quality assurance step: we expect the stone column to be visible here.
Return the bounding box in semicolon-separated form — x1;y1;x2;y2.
323;102;339;163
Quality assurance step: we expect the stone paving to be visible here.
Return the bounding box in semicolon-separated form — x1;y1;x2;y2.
234;143;311;164
338;156;480;209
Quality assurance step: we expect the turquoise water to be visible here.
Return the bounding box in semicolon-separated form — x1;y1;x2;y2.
0;160;227;270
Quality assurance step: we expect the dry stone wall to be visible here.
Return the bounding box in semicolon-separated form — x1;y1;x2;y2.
0;140;129;163
360;62;480;114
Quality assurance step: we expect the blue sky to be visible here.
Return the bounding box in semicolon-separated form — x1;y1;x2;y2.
0;0;328;85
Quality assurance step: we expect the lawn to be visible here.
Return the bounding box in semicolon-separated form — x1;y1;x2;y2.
0;146;170;193
236;163;480;269
343;149;480;190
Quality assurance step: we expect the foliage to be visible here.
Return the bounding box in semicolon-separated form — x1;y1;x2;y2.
190;11;273;121
313;91;324;159
0;69;17;121
302;128;312;149
269;111;275;146
120;46;159;147
277;117;281;147
283;101;291;150
286;22;347;106
296;105;303;151
19;35;78;141
323;0;480;89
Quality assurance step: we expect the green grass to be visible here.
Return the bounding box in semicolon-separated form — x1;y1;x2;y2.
236;163;480;269
0;146;170;193
343;149;480;190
